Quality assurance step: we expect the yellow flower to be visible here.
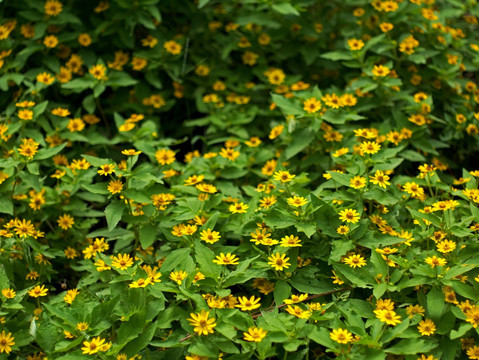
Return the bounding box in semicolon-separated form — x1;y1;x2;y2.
81;336;110;354
285;305;311;319
229;202;249;214
262;159;277;176
111;253;134;270
164;40;182;55
236;295;261;311
129;278;152;288
259;195;277;209
403;182;425;198
287;196;307;207
379;22;394;32
417;319;436;336
57;214;74;230
18;109;33;120
406;304;425;318
467;346;479;360
348;38;364;50
78;33;92;46
200;229;221;244
243;327;267;342
1;288;16;299
28;285;48;298
44;0;63;16
337;225;350;235
303;97;322;113
376;309;401;326
155;148;176;165
344;254;366;268
98;164;115;176
267;253;290;271
107;179;123;194
63;289;79;304
43;34;58;48
350;176;366;189
169;270;188;285
273;170;295;183
284;293;308;304
89;64;107;80
360;141;381;155
213;253;239;265
329;328;353;344
269;124;284;139
280;235;301;247
425;256;447;268
370;170;390;188
436;239;456;254
338;209;360;223
0;331;15;354
371;65;390;77
18;138;40;158
187;310;216;335
76;322;89;331
219;147;240;161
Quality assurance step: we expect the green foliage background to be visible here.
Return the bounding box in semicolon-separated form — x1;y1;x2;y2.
1;0;479;359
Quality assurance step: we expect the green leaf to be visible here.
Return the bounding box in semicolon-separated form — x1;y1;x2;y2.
122;322;156;355
105;200;126;231
81;154;112;167
194;240;221;278
160;248;191;273
328;171;351;187
82;94;96;113
198;0;210;8
106;72;138;87
450;323;473;339
385;339;437;355
363;188;398;205
451;281;477;300
140;224;157;248
399;150;426;162
271;94;302;115
308;327;337;348
0;197;13;215
274;280;291;306
427;287;445;320
284;128;315;160
272;3;300;16
35;143;67;160
117;309;146;349
321;50;354;61
332;264;373;288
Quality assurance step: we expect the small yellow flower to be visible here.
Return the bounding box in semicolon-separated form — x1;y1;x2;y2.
372;65;390;77
344;254;366;268
417;319;436;336
243;327;267;342
111;253;134;270
229;202;249;214
287;196;308;207
213;253;239;265
187;310;216;335
329;328;353;344
169;270;188;285
268;253;291;271
338;209;360;223
28;285;48;298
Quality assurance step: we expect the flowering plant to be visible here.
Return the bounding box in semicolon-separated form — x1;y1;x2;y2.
1;0;479;359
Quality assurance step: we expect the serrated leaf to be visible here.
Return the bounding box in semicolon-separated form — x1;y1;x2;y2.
105;200;126;231
195;240;221;278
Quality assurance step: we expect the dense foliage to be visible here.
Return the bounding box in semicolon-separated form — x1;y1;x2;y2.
1;0;479;359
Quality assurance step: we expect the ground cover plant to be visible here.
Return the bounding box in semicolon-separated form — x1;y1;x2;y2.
1;0;479;359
